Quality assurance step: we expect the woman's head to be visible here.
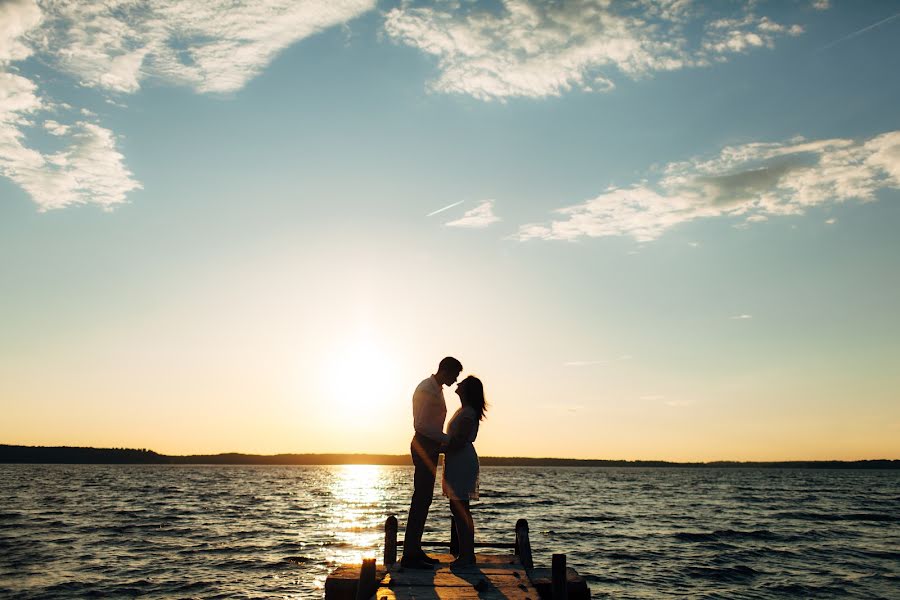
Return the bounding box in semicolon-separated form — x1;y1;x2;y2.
455;376;487;421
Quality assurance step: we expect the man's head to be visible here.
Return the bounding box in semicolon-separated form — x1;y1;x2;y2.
434;356;463;387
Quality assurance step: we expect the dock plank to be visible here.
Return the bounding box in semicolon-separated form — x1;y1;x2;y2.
374;587;535;600
374;554;539;600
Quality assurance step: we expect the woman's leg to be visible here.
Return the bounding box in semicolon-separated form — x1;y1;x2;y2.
449;498;475;563
461;500;474;560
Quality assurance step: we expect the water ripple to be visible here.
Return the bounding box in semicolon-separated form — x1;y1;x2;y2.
0;465;897;599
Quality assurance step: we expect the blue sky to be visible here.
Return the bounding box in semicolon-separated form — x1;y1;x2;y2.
1;0;899;459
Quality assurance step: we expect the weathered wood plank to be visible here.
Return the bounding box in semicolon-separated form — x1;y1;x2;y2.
373;553;540;600
409;553;519;567
374;586;536;600
384;571;527;588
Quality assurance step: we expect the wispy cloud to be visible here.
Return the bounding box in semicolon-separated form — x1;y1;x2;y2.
426;200;464;217
542;402;585;413
825;217;837;225
0;0;139;210
0;0;375;210
819;10;900;52
730;314;753;320
0;0;39;63
36;0;377;95
446;200;500;228
515;130;900;242
1;119;142;211
43;120;70;136
639;394;665;401
384;0;804;101
564;360;607;367
665;399;693;408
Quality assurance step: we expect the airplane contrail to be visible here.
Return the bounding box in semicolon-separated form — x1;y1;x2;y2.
819;10;900;51
426;200;464;217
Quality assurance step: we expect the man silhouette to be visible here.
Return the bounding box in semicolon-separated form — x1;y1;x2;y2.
400;356;463;569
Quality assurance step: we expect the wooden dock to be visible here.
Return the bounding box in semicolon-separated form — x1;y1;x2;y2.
325;517;590;600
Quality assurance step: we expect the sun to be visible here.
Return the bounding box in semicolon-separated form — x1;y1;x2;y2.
324;337;397;423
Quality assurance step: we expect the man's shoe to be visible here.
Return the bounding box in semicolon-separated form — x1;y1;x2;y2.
399;556;434;570
404;551;439;565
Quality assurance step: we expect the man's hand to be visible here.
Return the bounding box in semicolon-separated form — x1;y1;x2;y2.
444;438;462;453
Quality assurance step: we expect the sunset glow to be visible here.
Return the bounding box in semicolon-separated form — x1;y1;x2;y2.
323;337;399;424
1;1;898;461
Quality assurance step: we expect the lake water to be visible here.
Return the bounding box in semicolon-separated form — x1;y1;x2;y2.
0;465;898;599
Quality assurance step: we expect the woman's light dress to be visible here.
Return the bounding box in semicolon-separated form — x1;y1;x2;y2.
441;405;480;501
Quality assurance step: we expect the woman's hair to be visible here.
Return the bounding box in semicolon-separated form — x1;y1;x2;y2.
458;376;487;421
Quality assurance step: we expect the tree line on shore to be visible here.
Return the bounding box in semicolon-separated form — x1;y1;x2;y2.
1;444;897;469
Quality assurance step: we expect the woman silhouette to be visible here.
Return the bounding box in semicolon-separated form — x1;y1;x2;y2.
442;375;487;567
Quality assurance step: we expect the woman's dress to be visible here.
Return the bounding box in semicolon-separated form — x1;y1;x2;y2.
442;405;480;501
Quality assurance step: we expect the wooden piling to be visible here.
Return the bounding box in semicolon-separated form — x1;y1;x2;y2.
355;558;376;600
515;518;534;570
552;553;567;600
384;516;397;566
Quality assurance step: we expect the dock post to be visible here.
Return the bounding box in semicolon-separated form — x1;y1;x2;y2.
515;518;534;570
384;516;398;566
552;553;567;600
449;516;459;557
355;558;377;600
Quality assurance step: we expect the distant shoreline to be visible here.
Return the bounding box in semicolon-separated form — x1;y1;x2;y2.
1;445;898;468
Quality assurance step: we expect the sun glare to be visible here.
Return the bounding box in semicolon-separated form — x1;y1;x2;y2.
324;337;397;424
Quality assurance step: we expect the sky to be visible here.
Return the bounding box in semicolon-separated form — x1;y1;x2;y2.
1;0;899;461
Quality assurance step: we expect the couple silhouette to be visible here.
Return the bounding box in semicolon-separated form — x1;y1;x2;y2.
400;357;487;569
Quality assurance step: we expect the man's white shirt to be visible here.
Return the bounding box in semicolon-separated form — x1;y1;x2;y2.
412;375;449;444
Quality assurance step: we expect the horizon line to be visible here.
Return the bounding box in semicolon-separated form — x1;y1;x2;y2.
1;444;898;465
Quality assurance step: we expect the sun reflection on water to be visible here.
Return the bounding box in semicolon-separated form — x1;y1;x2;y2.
325;465;389;567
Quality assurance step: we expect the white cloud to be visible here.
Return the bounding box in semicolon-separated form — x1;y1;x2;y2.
825;217;837;224
0;70;40;117
35;0;377;94
0;0;140;210
1;0;374;210
0;0;40;64
639;394;665;401
730;314;753;320
515;130;900;242
43;119;69;135
1;119;141;210
564;360;607;367
446;199;500;228
384;0;806;101
702;16;803;56
812;0;830;10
